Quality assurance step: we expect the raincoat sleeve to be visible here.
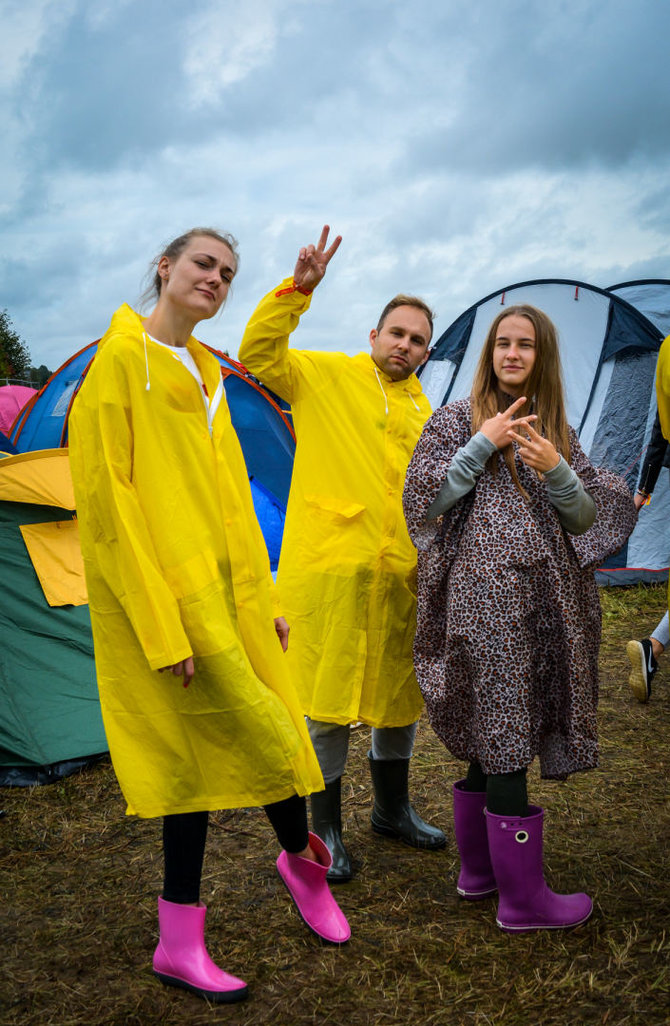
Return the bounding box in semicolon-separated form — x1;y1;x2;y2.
238;278;315;403
69;337;192;671
564;429;637;571
656;334;670;442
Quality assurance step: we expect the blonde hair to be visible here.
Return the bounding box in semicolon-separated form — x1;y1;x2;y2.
139;227;239;310
470;304;571;498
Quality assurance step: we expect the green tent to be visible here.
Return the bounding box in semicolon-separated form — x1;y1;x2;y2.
0;449;107;785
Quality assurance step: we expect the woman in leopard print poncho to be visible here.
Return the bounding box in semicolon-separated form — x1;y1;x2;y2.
403;305;636;933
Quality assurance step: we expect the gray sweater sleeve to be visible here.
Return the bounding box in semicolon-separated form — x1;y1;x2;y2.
543;455;596;535
426;435;596;534
426;431;497;520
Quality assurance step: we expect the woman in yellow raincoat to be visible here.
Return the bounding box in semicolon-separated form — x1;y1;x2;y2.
68;228;349;1006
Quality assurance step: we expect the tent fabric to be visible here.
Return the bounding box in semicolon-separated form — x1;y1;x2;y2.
608;280;670;338
420;278;665;585
0;385;37;434
0;431;17;454
9;345;97;451
0;448;75;507
0;449;106;783
19;520;87;607
249;477;286;573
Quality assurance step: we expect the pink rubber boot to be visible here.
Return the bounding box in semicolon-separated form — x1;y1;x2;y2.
453;781;497;900
153;897;248;1003
486;806;593;932
276;832;351;944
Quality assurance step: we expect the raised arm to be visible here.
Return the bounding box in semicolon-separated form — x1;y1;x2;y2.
292;224;342;293
238;225;341;402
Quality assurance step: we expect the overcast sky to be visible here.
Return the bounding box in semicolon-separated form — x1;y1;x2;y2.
2;0;670;371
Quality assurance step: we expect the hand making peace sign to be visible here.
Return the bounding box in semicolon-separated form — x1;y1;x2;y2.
293;224;342;292
480;396;537;450
511;421;561;473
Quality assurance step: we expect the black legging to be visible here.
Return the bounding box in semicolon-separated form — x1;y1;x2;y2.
162;793;309;904
463;761;529;817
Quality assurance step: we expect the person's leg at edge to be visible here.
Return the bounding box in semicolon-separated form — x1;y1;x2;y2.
651;609;669;658
154;811;248;1003
368;721;446;849
626;609;667;702
483;764;592;932
267;793;351;944
305;719;352;881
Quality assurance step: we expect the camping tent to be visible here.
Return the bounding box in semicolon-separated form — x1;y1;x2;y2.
0;430;17;454
420;278;665;584
9;341;295;567
608;279;670;339
0;384;37;434
0;449;106;785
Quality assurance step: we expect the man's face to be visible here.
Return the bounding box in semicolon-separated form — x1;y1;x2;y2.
369;305;432;381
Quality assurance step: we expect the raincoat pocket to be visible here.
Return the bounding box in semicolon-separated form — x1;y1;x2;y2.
301;495;367;570
304;495;366;522
162;547;222;600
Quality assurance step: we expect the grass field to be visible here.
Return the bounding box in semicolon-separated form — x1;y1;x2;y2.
2;584;669;1026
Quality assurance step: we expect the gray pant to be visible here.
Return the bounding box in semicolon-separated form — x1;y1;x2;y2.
306;718;418;785
651;610;669;650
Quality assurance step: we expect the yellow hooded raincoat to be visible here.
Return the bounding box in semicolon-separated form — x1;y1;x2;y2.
657;333;670;441
238;280;432;728
656;332;670;612
68;304;323;818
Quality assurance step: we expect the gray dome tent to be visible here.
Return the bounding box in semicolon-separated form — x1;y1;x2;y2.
419;278;665;585
608;279;670;338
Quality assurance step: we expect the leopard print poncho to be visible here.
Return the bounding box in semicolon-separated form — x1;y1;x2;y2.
403;398;637;780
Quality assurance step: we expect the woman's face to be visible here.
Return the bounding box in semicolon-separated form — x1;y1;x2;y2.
492;314;536;397
158;236;237;321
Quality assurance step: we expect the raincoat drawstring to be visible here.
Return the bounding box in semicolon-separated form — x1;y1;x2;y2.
143;333;151;392
373;366;389;416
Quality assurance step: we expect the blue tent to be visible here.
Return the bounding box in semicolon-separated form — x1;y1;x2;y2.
0;430;17;454
10;342;295;568
420;278;665;585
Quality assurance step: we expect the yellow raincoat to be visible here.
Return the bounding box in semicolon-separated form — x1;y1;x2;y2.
238;280;432;727
656;333;670;613
68;304;323;818
657;333;670;441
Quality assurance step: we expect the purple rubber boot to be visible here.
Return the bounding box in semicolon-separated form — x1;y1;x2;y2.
153;897;248;1003
485;805;593;933
276;832;351;945
453;780;497;900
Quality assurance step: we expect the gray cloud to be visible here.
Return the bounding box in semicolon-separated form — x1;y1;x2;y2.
1;0;670;372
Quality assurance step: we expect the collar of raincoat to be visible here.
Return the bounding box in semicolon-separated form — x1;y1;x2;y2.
99;303;221;396
354;351;425;394
100;303;200;352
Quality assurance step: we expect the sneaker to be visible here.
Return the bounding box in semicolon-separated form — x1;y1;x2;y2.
625;638;657;703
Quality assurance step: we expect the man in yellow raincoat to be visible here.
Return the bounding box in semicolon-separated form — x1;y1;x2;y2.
239;227;446;881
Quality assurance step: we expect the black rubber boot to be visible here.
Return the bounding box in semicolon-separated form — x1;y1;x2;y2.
310;777;352;883
368;753;446;850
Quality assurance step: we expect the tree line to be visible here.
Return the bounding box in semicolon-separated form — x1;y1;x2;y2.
0;309;52;388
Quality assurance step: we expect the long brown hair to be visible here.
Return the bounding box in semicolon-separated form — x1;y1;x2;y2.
470;304;571;497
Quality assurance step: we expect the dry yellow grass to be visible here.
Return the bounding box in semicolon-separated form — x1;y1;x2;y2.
1;584;668;1026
